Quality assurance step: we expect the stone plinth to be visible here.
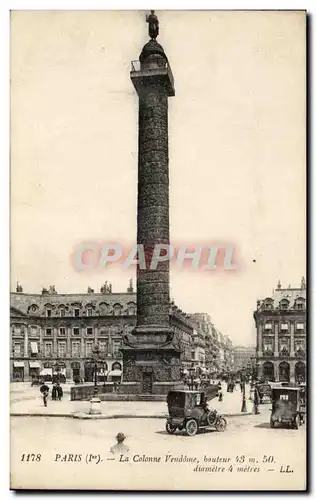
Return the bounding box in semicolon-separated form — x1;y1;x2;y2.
89;396;101;415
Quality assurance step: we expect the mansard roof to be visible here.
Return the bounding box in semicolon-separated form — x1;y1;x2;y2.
10;291;137;316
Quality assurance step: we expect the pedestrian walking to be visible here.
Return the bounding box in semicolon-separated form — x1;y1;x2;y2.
56;382;63;401
40;383;49;407
253;386;260;415
52;383;57;401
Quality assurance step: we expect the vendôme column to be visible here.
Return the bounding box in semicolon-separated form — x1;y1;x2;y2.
122;11;183;394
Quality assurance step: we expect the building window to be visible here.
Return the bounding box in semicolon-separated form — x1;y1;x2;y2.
73;327;80;336
86;327;93;336
113;305;121;316
264;323;272;330
74;309;80;317
86;341;93;357
58;341;66;357
30;326;37;336
13;342;21;356
264;300;273;310
72;341;80;357
296;323;305;331
280;300;289;310
60;309;66;317
128;305;136;316
280;323;289;331
46;328;52;336
46;309;52;317
59;327;66;336
12;325;21;335
113;340;121;355
30;341;38;356
44;342;52;357
99;340;107;353
87;308;93;317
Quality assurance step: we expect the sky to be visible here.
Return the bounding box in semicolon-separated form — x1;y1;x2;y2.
10;10;306;345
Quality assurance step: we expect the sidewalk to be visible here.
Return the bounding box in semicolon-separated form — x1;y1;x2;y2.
10;386;254;419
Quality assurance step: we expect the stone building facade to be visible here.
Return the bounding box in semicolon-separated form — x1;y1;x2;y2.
10;283;193;382
232;345;256;372
188;313;234;375
253;279;306;383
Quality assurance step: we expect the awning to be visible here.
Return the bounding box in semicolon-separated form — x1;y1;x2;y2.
108;370;122;377
53;369;66;375
29;362;41;369
40;368;52;376
30;342;38;354
13;361;25;368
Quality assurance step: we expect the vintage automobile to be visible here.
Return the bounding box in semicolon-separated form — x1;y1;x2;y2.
256;382;272;404
166;388;227;436
270;387;304;429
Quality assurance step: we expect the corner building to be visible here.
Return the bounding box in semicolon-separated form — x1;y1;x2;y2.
253;279;306;383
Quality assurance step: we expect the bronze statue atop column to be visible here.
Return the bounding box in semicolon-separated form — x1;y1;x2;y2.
146;10;159;39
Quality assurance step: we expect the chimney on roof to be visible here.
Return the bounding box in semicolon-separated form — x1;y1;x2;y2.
301;276;306;289
277;280;281;290
127;278;134;293
42;287;49;295
100;281;112;294
49;285;57;295
87;286;94;294
16;282;23;293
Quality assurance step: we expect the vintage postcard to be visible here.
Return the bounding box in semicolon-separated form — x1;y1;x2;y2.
10;10;306;491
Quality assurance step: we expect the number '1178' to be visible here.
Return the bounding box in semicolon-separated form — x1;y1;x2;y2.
21;453;41;462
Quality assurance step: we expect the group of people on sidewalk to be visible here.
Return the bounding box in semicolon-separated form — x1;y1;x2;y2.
40;382;63;407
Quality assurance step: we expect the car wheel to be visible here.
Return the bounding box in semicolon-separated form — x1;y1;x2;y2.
215;417;227;432
185;419;198;436
165;422;177;434
207;412;216;426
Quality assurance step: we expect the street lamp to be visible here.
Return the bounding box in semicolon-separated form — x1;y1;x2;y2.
241;369;247;413
87;343;104;415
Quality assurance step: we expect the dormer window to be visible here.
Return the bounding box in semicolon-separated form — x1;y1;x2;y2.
280;300;289;311
295;298;305;311
87;308;93;317
113;305;122;316
60;309;65;317
74;309;80;317
46;309;52;317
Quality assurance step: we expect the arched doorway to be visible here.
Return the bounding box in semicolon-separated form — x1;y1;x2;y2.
295;362;306;383
84;362;94;382
262;361;274;381
279;362;290;382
